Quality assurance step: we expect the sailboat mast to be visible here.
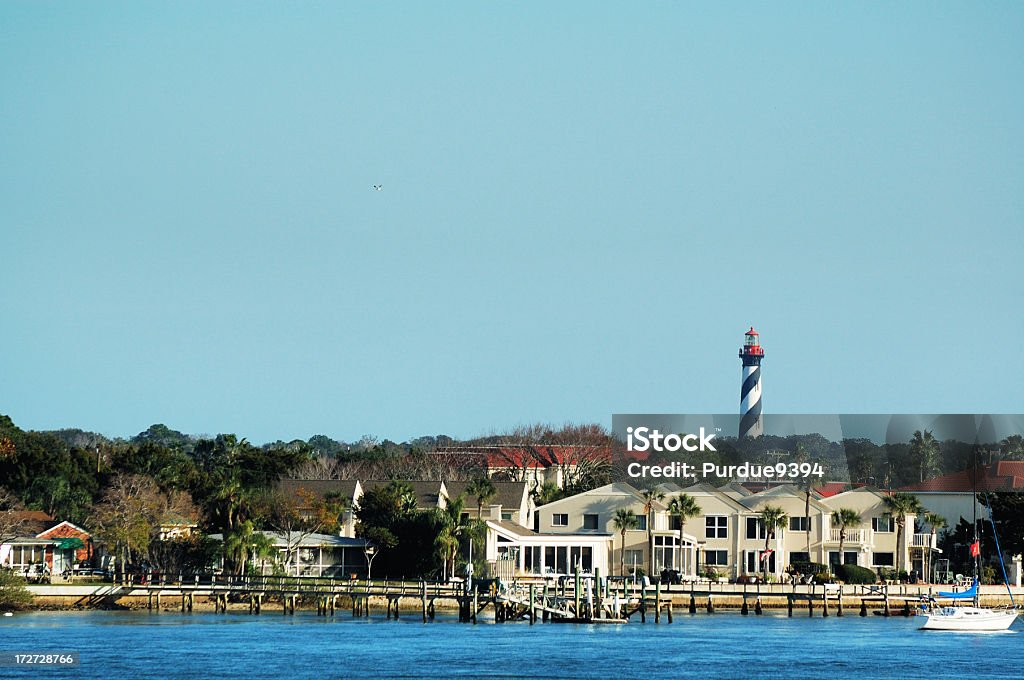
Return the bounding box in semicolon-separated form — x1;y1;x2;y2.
972;446;980;607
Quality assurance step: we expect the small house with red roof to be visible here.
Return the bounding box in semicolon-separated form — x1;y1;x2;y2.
0;511;92;579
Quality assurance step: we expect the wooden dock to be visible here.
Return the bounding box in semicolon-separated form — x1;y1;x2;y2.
41;571;1007;624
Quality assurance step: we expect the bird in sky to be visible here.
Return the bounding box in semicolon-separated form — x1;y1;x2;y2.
373;184;382;191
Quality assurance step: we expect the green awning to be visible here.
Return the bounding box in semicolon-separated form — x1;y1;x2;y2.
57;537;84;550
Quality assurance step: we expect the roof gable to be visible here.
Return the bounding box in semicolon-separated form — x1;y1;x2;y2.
36;520;90;539
539;482;645;511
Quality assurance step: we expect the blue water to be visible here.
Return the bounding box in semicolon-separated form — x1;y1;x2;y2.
1;611;1021;679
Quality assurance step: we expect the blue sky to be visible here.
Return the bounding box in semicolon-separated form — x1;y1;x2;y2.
2;3;1022;444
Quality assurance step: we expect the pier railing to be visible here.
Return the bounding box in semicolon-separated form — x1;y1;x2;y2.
122;572;472;599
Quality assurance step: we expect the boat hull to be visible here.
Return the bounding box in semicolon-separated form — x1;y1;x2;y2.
919;607;1018;631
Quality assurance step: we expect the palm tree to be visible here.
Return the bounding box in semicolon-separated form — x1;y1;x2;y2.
639;488;665;575
884;492;923;574
532;482;561;506
223;519;264;575
612;508;638;577
434;494;472;580
666;494;701;575
831;508;862;575
385;481;419;517
462;477;495;574
793;444;815;556
466;476;497;520
910;430;941;483
759;505;789;580
923;511;946;582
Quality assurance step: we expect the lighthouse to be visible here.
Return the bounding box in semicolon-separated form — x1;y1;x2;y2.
739;327;764;438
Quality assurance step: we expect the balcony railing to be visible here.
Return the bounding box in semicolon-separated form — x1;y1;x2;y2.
911;533;937;549
828;528;867;544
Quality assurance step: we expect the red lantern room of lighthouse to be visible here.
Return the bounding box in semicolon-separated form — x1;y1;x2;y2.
740;327;764;362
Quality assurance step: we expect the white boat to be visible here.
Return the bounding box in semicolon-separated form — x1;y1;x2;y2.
920;604;1017;631
918;453;1021;632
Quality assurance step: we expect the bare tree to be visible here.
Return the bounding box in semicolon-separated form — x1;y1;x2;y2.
290;456;345;480
259;488;349;575
0;487;27;543
90;474;164;581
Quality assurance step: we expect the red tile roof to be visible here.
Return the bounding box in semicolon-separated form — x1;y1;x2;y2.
814;482;866;498
900;462;1024;493
434;445;612;470
4;510;57;536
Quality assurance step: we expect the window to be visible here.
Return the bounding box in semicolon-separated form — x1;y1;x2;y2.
829;551;859;566
872;514;894;533
544;546;570;574
524;546;541;573
654;535;679;570
872;552;894;567
669;516;682;531
552;513;568;527
790;516;809;532
583;514;599;530
745;550;775;574
624;550;644;571
706;516;728;539
635;516;647;531
704;550;729;566
569;546;593;572
501;512;514;521
789;552;810;564
746;517;766;540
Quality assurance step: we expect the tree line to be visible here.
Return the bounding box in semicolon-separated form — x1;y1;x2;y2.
0;415;614;580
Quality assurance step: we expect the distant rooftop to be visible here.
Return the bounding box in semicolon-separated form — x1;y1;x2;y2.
900;462;1024;493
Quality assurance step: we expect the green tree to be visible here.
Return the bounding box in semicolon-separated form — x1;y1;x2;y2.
910;430;941;482
612;508;638;577
0;570;33;610
355;482;437;578
466;476;497;520
883;492;923;574
999;435;1024;461
222;520;274;575
532;482;562;506
981;492;1024;558
639;488;665;574
831;508;862;573
433;494;476;580
666;494;701;574
759;505;789;579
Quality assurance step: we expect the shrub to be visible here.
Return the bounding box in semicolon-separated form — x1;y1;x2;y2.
791;561;828;576
835;563;877;584
877;568;897;582
790;562;832;583
701;566;721;580
0;570;34;610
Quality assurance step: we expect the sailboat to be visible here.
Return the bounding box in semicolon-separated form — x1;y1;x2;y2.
919;456;1018;631
919;577;1017;631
